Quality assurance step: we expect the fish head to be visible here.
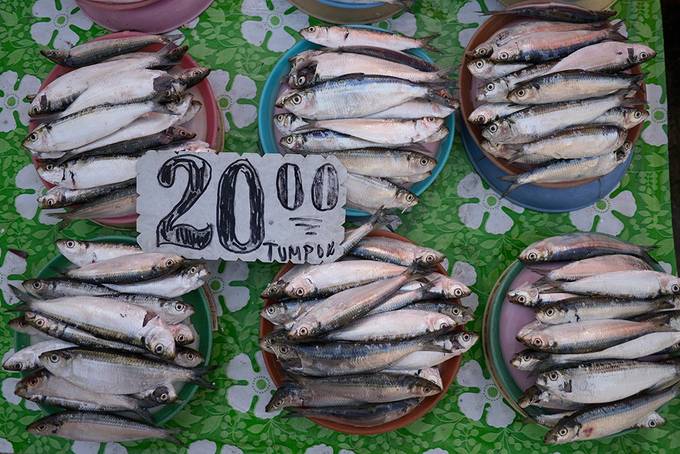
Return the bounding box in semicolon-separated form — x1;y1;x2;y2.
262;280;287;299
545;421;580;445
23;126;50;152
274;113;294;132
266;383;304;412
56;239;88;261
443;305;474;325
518;245;550;263
407;153;437;174
425;312;456;332
614;141;633;163
177;67;211;89
167;126;196;142
410;376;442;396
145;326;178;359
276;87;297;107
621;107;648;128
289;66;315;89
467;59;491;79
269;342;299;361
140;384;178;405
508;84;538;104
471;44;493;59
23;279;51;298
469;107;496;125
16;369;49;398
8;317;31;334
160;300;194;323
169;323;195;346
27;416;61;437
280;133;305;151
395;189;419;210
38;349;74;376
429;275;470;299
519;331;552;351
479;140;508;158
182;263;209;285
174;348;204;368
517;386;542;408
536;305;567;324
630;43;656;64
261;303;290;326
2;349;33;371
414;249;445;267
639;412;665;429
25;312;55;335
660;274;680;296
37;190;65;209
493;46;519;62
507;286;540;306
284;277;316;299
510;350;548;371
481;119;513;143
289;318;320;339
536;369;567;390
477;80;506;102
40;48;67;64
300;26;328;43
282;91;315;116
454;331;479;351
157;254;184;273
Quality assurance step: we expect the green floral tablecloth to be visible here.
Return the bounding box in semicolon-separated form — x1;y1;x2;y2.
0;0;673;453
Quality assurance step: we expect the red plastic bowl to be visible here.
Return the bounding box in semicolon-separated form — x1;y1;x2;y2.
259;230;466;435
29;31;222;229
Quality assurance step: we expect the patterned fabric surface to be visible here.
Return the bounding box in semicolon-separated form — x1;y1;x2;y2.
0;0;673;453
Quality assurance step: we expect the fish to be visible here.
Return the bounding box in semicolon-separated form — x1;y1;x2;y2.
511;331;680;372
536;360;680;404
468;103;526;124
39;349;213;394
507;286;576;307
133;384;178;406
545;385;679;444
520;232;655;263
501;145;631;192
592;106;648;129
2;340;75;371
381;331;479;370
38;179;136;208
310;149;436;179
261;300;318;328
518;386;586;411
508;70;642;104
364;286;432;314
102;263;209;298
496;126;628;165
365;99;457;119
542;409;664;433
267;373;439;411
534;411;576;428
313;46;439;72
273;113;309;135
280;130;395;152
324;309;455;342
50;186;138;221
347;174;418;212
27;411;180;444
477;62;557;102
271;332;462;377
25;101;178;153
540;254;654;282
401;273;471;299
536;296;677;324
547;41;656;74
22;278;116;298
41;35;174;67
16;369;152;421
21;296;177;359
64;253;183;284
29;44;187;116
8;316;44;337
490;3;617;24
288;269;419;338
174;347;204;368
152;140;213;153
281;75;451;120
300;26;438;52
467;59;530;80
403;301;474;325
350;236;444;266
37;155;140;190
483;92;631;144
169;323;194;345
287;398;423;427
516;318;674;353
56;239;142;266
546;270;680;299
339;209;392;256
389;367;443;388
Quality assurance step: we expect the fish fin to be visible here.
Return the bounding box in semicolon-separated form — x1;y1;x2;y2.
418;34;440;53
532;276;552;287
131;408;155;424
162;33;184;44
158;44;188;65
607;20;628;42
53;152;78;166
9;284;37;303
498;175;520;198
10;303;30;312
152;102;181;116
190;366;217;389
162;429;182;446
426;88;456;107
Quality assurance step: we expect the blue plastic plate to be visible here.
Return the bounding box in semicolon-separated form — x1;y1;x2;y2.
258;25;456;218
460;123;634;213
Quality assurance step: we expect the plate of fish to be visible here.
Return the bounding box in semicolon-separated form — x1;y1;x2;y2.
259;216;478;434
458;1;655;212
4;237;213;445
483;232;680;444
27;32;222;229
259;25;456;217
287;0;412;25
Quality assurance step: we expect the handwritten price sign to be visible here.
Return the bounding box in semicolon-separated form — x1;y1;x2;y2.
136;152;347;264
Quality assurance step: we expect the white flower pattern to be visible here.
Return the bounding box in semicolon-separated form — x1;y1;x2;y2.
305;445;355;454
207;70;257;132
0;438;12;453
451;261;478;312
71;441;127;454
31;0;92;50
423;450;448;454
642;83;667;146
14;164;62;225
457;0;503;47
226;352;278;419
187;440;243;454
205;260;250;315
241;0;309;52
0;71;41;133
569;186;636;235
372;12;417;36
457;360;515;428
0;250;27;305
457;172;524;235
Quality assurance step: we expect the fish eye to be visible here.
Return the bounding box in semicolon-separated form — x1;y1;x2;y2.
475;60;484;68
419;158;430;166
175;303;185;312
297;326;309;336
462;333;471;342
517;295;526;303
46;199;55;206
49;353;59;363
276;114;285;122
532;338;543;347
499;51;509;60
165;259;176;267
159;392;169;401
290;94;302;105
545;308;555;317
307;26;316;32
28;132;38;142
185;352;195;360
639;51;648;60
294;287;305;297
189;266;198;274
672;284;680;293
558;428;568;436
634;110;642;118
549;371;559;381
439;322;451;330
45;164;54;171
176;334;185;343
298;76;306;85
266;306;276;314
485;83;495;92
452;308;461;316
527;251;538;260
488;124;498;133
522;354;532;361
279;345;290;354
36;318;45;327
406;194;416;202
154;345;165;354
516;89;526;97
37;423;47;431
32;281;42;289
425;254;435;263
425;117;436;122
286;136;295;144
477;115;486;123
649;419;657;427
66;240;76;248
453;288;463;297
29;377;39;386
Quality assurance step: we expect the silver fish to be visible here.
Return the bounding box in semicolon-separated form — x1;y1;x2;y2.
534;411;576;428
518;386;585;411
174;347;204;368
519;232;655;263
292;46;438;72
281;130;394;152
543;255;653;282
23;278;116;298
37;155;140;189
387;331;479;370
302;117;444;145
51;186;138;221
592;106;648;129
366;286;432;314
56;239;142;266
489;3;616;23
288;398;423;427
477;62;556;103
312;149;436;179
65;252;183;284
273;112;309;135
351;236;444;266
2;340;75;371
468;103;526;124
404;301;474;325
38;179;135;208
366;99;457;119
507;286;576;307
261;300;318;328
339;209;391;256
301;26;437;52
103;263;208;298
548;41;656;74
549;270;680;299
8;316;45;337
347;174;418;212
27;411;179;444
133;384;178;406
536;296;676;324
466;59;530;80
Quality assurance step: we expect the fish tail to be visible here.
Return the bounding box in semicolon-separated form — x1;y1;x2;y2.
132;408;155;424
607;20;628;42
499;175;520;197
9;285;37;303
162;429;182;446
162;33;184;44
11;303;30;312
418;34;441;53
532;276;551;287
159;43;188;65
638;245;657;265
426;87;456;107
190;366;217;389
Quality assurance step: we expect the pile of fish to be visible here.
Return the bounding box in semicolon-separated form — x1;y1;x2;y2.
260;214;477;427
25;34;216;222
508;232;680;444
4;240;211;445
275;25;457;212
465;3;655;192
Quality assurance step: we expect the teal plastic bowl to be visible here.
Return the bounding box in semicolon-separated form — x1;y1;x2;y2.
14;235;213;426
257;25;456;217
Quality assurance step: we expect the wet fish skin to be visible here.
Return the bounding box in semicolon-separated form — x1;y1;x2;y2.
469;103;526;124
350;236;444;266
52;186;137;222
37;155;140;190
477;62;557;102
23;278;116;298
102;263;209;298
302;117;444;145
490;3;616;24
347;174;418;213
27;411;180;444
535;296;675;324
592;106;648;129
311;46;438;72
301;26;437;52
287;398;422;427
520;232;655;263
41;35;173;67
467;59;530;80
340;208;392;256
2;340;75;371
57;239;142;266
507;286;576;307
366;99;457;119
404;301;474;325
38;179;135;209
281;130;394;152
311;149;435;179
550;270;680;299
548;41;656;74
65;252;183;284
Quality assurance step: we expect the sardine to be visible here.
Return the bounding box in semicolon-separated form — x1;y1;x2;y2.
386;331;479;370
477;62;556;102
288;398;422;427
38;179;135;208
23;278;116;298
469;103;526;124
592;106;648;129
534;411;576;428
507;286;576;307
548;270;680;299
520;232;655;263
273;113;309;135
536;296;676;324
301;26;438;52
548;41;656;74
174;347;204;368
302;118;443;145
404;301;474;325
350;236;444;266
56;239;142;266
310;149;436;179
103;263;209;298
64;253;183;284
542;254;654;282
518;386;585;411
366;99;457;119
8;316;45;337
37;155;140;189
467;59;530;80
347;174;418;212
41;35;174;67
281;130;394;152
51;186;138;221
310;46;438;72
339;209;391;256
490;3;616;24
2;340;75;371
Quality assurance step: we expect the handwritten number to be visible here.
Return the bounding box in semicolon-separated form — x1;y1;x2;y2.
312;163;339;211
157;155;213;249
276;163;304;210
217;159;265;253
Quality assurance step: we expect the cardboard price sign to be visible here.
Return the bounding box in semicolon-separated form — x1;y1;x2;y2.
137;152;347;264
